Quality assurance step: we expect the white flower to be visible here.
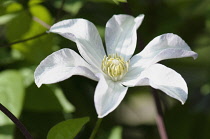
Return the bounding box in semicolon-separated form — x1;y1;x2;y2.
34;14;198;118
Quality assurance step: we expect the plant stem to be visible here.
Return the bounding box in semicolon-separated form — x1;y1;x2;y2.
33;16;51;29
89;118;103;139
0;103;33;139
151;89;168;139
1;32;47;47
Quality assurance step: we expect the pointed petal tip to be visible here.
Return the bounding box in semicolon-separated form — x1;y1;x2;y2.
134;14;145;29
96;106;110;118
193;52;198;60
179;93;187;105
35;81;42;88
136;14;145;22
97;111;109;118
138;14;145;18
34;72;42;88
181;99;186;105
124;64;189;105
97;115;104;118
37;84;42;88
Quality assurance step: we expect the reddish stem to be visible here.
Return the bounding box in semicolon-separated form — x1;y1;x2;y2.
152;89;168;139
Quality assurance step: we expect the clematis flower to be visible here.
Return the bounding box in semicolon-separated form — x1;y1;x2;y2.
34;14;197;118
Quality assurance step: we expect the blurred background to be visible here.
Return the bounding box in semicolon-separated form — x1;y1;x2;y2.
0;0;209;138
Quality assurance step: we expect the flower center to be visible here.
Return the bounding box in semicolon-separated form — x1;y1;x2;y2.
101;54;129;81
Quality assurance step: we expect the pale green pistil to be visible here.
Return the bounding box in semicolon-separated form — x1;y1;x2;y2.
101;54;129;81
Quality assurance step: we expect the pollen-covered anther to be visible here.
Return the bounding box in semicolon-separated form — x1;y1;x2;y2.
101;54;129;81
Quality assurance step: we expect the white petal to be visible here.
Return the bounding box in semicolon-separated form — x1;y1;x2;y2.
94;74;128;118
105;14;144;61
121;63;145;83
123;64;188;104
131;33;198;68
49;19;106;69
34;48;98;87
135;14;145;29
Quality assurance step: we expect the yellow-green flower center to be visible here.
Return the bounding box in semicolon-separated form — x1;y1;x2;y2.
101;54;129;81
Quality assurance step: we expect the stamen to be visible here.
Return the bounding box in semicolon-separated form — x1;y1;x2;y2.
101;54;129;81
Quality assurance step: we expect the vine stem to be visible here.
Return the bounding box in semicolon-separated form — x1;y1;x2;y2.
32;16;51;29
151;89;168;139
1;32;46;47
0;103;33;139
89;118;103;139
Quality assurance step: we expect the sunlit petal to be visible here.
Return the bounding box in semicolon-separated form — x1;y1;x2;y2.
105;14;144;61
123;64;188;104
49;19;106;69
131;33;198;68
94;74;128;118
34;48;98;87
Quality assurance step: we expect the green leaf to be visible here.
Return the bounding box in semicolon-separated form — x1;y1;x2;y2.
109;126;122;139
24;84;75;113
0;70;25;138
2;1;23;14
47;117;90;139
0;125;14;139
113;0;127;4
6;4;54;64
0;48;14;65
0;70;25;125
51;85;75;113
88;0;115;4
19;68;34;87
0;13;17;25
28;0;45;5
54;0;84;16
